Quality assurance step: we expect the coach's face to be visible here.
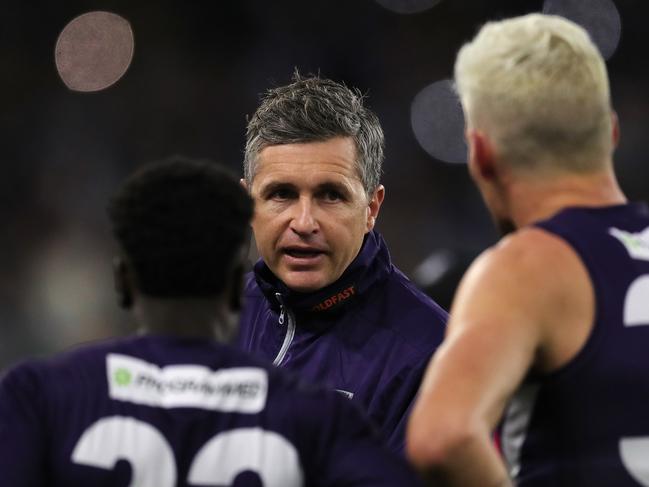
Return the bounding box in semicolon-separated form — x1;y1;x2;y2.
248;136;384;292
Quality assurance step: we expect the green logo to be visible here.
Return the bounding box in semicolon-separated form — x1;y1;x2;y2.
114;368;132;386
621;233;641;249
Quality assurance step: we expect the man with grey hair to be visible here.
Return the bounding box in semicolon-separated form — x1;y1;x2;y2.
237;73;447;454
407;13;649;487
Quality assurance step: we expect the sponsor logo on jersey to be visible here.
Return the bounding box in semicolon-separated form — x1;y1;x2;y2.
106;354;268;413
609;226;649;261
312;285;356;312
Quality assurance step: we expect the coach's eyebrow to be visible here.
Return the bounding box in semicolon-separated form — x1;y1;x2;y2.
259;181;297;198
315;181;352;197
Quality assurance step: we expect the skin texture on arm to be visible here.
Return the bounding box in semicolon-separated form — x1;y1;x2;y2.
406;227;594;486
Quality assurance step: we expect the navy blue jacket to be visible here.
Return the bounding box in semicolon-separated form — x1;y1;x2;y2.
237;231;448;452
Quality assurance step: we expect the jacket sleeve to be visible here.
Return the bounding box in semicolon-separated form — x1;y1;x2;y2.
303;390;424;487
370;360;428;454
0;365;47;487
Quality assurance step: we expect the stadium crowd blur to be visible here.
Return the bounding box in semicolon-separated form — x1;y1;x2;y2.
2;0;648;369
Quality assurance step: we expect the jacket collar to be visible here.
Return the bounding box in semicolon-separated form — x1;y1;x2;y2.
253;230;392;314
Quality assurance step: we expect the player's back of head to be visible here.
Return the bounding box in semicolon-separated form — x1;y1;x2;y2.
107;156;253;298
455;14;612;174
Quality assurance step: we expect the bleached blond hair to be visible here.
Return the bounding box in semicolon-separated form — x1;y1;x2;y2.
455;14;613;173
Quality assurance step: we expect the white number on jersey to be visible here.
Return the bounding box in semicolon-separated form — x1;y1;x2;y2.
71;416;304;487
624;275;649;327
619;274;649;484
620;437;649;486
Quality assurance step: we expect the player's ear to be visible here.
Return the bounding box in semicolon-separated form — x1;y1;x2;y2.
467;129;497;181
113;256;133;309
366;185;385;232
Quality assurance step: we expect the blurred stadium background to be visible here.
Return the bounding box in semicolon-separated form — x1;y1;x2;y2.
2;0;647;368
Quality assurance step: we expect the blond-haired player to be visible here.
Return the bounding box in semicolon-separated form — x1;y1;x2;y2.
407;13;649;487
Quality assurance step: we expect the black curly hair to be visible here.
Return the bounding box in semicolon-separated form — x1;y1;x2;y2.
108;156;253;297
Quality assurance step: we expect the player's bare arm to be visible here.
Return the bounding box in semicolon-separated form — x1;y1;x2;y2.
406;226;594;486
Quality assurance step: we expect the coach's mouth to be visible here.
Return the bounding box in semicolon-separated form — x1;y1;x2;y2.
281;246;327;265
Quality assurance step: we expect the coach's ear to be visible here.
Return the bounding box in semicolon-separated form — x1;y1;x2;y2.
113;257;133;309
240;178;249;191
366;184;385;232
467;129;497;181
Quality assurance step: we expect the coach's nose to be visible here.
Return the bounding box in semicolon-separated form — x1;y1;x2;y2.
289;196;318;236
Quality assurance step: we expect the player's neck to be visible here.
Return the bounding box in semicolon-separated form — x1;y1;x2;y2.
508;169;627;228
134;296;237;343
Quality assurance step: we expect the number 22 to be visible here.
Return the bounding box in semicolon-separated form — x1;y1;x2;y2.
71;416;304;486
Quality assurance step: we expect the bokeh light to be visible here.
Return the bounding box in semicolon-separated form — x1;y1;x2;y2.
55;11;134;92
413;249;455;288
374;0;443;15
411;79;466;164
543;0;621;60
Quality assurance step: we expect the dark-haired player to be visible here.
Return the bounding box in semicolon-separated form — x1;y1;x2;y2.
0;157;422;486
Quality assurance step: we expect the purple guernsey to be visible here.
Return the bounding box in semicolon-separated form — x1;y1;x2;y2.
500;203;649;486
237;230;448;453
0;334;423;486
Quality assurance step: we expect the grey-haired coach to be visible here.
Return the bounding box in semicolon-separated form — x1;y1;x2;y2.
237;73;447;453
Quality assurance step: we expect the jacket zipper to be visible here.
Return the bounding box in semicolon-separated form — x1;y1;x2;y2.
273;292;296;366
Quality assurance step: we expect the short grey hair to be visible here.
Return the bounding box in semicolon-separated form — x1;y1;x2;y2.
455;14;612;173
244;73;384;197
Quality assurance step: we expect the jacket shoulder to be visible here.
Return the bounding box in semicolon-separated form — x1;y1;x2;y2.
375;266;448;355
241;271;269;314
390;267;448;318
243;271;264;297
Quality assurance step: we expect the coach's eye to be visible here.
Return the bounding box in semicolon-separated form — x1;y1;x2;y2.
269;188;295;201
322;190;344;202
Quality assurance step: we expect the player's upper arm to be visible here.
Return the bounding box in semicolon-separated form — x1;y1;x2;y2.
407;227;593;462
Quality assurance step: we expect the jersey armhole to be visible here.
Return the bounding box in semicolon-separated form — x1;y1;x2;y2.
532;225;606;385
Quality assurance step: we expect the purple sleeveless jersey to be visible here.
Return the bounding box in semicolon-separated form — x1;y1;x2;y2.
500;203;649;486
0;334;422;486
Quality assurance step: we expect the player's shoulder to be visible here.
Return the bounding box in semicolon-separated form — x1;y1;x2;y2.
0;350;87;406
476;226;581;278
51;335;143;370
0;357;43;396
458;226;589;312
1;336;129;383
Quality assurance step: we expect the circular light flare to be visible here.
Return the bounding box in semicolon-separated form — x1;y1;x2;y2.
411;79;467;164
374;0;443;15
543;0;622;60
55;11;134;92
